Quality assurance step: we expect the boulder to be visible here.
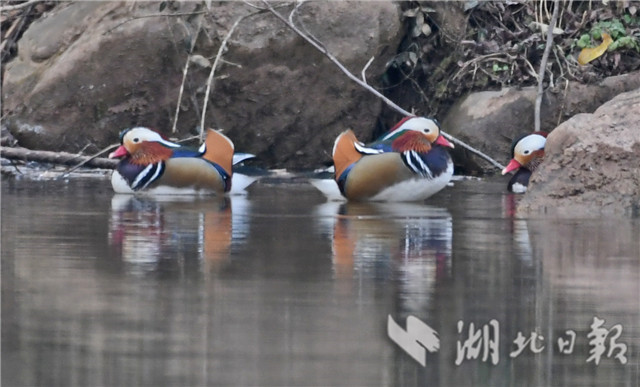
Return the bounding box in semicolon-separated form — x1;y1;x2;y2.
517;88;640;217
2;1;403;169
442;71;640;174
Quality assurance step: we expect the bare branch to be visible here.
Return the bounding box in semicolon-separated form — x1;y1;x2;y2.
200;15;245;141
1;146;118;170
0;0;40;13
172;10;205;133
361;56;375;84
263;1;506;170
534;0;559;133
59;143;120;178
198;3;290;139
262;1;411;116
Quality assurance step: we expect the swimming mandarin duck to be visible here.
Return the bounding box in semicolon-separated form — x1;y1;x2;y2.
501;132;547;193
331;116;455;201
109;127;254;195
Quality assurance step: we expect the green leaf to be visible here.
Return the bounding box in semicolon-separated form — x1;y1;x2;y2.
577;34;591;48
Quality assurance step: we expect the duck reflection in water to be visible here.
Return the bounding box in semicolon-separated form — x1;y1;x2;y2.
316;201;452;313
108;194;251;273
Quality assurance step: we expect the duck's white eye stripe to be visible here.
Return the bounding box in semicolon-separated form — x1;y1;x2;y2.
515;134;546;156
159;138;181;148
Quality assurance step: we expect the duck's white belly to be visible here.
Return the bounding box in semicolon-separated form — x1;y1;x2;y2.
111;170;256;195
110;170;216;195
370;162;453;202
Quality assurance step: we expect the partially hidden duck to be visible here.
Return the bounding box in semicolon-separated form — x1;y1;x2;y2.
502;132;547;193
109;127;254;195
330;116;455;201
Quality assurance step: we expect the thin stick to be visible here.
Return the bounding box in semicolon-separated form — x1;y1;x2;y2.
0;0;40;12
263;1;506;170
199;14;245;141
199;4;290;140
534;0;559;133
361;56;375;83
1;146;118;170
59;143;120;178
172;10;205;133
263;2;410;115
172;57;192;133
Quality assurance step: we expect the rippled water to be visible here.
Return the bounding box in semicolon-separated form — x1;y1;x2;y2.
2;176;639;386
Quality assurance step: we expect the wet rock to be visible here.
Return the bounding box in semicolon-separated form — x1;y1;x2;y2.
517;88;640;217
442;71;640;174
2;2;402;169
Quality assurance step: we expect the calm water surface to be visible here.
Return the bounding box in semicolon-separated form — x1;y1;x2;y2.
2;176;639;386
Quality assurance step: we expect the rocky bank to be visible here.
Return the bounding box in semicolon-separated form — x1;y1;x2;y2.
2;1;640;215
517;87;640;216
2;1;402;169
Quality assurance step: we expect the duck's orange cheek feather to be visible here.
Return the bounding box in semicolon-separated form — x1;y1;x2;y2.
130;143;173;165
392;132;432;153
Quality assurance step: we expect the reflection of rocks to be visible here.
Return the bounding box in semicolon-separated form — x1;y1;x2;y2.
2;1;402;169
517;88;640;216
443;72;640;173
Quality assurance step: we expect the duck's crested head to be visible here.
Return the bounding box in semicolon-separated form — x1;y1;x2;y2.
502;132;547;174
109;127;180;164
386;116;453;148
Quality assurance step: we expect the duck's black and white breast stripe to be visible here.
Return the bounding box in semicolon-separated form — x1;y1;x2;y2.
117;160;165;190
401;147;452;179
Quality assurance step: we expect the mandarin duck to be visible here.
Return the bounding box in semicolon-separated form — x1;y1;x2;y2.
328;116;454;201
109;127;255;195
501;132;547;193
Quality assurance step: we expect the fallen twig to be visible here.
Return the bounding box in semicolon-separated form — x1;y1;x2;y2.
1;146;118;169
59;143;119;178
263;1;506;170
534;0;559;133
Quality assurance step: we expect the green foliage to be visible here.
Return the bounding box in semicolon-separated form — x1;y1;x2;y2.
574;16;640;53
609;36;640;51
492;63;509;73
590;19;626;40
576;34;591;49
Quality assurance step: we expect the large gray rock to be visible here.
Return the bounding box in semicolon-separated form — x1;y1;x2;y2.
442;72;640;174
2;1;402;169
517;88;640;216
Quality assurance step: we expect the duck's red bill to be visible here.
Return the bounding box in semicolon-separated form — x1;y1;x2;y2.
109;145;128;159
501;159;521;175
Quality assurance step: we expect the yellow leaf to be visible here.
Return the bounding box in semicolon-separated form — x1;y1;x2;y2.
578;33;613;65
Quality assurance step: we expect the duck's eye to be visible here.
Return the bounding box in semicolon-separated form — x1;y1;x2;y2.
133;138;140;143
523;150;530;155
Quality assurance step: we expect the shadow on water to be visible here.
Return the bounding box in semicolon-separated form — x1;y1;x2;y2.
1;177;638;386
